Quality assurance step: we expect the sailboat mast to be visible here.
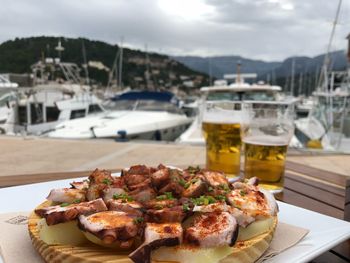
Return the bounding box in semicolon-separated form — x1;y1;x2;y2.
118;37;124;89
290;58;295;96
298;72;303;96
208;58;212;86
145;44;151;90
318;0;342;92
81;40;90;86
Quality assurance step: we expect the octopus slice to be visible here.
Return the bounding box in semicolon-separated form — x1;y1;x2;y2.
151;168;170;188
228;207;255;227
102;187;125;201
146;206;186;223
193;202;229;213
88;169;113;184
35;198;107;226
182;178;207;198
129;222;183;263
129;187;157;203
70;180;89;190
143;199;178;209
158;181;183;198
78;211;139;245
184;212;238;248
202;170;229;188
107;199;143;217
86;169;114;201
128;179;152;192
46;188;86;203
258;188;279;216
226;185;278;219
247;177;259;186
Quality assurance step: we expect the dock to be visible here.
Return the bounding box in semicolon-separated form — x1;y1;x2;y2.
0;135;349;177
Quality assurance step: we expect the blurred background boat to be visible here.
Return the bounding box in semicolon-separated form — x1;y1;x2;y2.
178;63;298;145
47;90;193;140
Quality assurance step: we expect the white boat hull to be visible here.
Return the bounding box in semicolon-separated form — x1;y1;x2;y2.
48;111;193;141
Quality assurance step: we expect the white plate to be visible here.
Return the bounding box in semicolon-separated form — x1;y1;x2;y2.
0;177;350;263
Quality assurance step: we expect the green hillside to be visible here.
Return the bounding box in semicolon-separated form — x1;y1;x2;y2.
0;36;209;89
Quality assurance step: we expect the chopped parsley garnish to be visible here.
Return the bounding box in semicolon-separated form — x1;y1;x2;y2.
102;178;112;185
113;193;134;202
191;195;217;206
178;178;186;187
208;186;214;192
187;166;201;175
216;195;226;202
182;203;190;212
156;192;174;200
73;199;81;204
133;217;144;224
184;179;199;189
240;190;247;196
219;184;230;191
60;202;70;207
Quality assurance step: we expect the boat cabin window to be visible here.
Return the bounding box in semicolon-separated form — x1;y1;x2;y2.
206;91;276;101
70;109;86;119
88;104;103;114
207;92;240;101
46;106;60;122
136;100;182;114
104;100;136;111
18;106;27;125
104;99;182;114
30;103;44;124
0;93;16;108
242;91;275;101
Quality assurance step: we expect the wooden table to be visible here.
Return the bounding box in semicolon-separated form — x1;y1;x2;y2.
276;162;350;263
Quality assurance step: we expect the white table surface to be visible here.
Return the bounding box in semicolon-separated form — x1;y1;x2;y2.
1;178;350;263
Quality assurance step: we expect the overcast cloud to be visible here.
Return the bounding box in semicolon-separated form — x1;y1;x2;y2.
0;0;349;61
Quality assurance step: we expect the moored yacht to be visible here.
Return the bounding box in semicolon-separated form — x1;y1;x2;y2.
47;90;193;141
177;68;295;145
0;40;105;135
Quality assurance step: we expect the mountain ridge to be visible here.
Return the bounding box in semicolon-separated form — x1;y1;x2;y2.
173;50;347;79
0;36;209;89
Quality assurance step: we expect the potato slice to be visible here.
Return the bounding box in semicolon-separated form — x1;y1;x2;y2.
152;245;233;263
237;217;274;241
38;219;86;245
83;231;129;249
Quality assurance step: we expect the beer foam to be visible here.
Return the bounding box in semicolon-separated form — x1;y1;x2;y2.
243;135;289;146
203;110;242;124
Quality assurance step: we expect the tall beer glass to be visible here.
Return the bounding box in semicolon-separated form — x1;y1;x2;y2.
241;102;294;193
202;101;242;178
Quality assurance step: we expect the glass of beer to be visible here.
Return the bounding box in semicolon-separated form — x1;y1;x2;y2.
241;101;295;193
202;101;242;178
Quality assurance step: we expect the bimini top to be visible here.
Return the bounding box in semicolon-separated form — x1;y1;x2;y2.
111;90;178;104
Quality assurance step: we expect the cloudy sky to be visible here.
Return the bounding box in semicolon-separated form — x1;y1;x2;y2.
1;0;349;61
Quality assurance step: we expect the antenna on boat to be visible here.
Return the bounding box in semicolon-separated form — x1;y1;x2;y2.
236;61;241;84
